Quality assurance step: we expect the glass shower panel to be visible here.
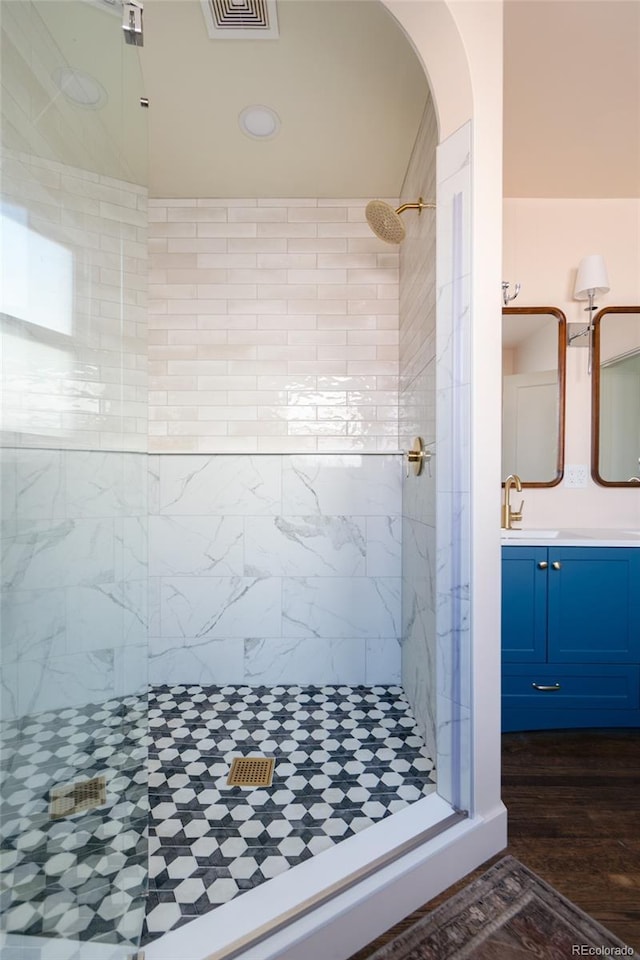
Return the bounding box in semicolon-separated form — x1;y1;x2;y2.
434;123;473;815
1;1;148;955
398;99;440;806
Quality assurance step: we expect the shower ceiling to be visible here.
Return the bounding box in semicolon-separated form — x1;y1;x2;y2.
139;0;430;198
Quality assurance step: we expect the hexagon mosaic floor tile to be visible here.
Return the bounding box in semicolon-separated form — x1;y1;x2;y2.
142;684;436;942
0;695;149;947
0;685;435;949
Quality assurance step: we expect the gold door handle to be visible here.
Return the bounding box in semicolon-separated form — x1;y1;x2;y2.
551;561;561;570
532;682;561;692
537;561;548;570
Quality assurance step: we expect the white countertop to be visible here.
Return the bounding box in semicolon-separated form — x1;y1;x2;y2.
501;528;640;547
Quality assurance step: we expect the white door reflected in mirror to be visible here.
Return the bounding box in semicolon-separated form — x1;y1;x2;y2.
593;308;640;486
502;308;566;487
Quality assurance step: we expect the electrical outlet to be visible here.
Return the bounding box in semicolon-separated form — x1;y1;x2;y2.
564;464;588;488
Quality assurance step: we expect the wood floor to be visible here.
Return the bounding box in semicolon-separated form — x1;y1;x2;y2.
349;728;640;959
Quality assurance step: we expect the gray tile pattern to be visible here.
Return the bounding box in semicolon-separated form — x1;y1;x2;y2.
143;683;435;941
0;695;148;946
0;685;436;948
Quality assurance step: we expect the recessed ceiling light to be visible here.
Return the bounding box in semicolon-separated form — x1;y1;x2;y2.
53;67;108;109
238;105;280;140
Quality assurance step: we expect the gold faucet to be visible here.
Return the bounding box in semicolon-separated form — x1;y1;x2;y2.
502;474;524;529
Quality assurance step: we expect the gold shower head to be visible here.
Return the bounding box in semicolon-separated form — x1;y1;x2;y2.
365;197;435;245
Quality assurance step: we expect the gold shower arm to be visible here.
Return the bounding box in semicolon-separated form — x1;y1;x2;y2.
395;197;436;215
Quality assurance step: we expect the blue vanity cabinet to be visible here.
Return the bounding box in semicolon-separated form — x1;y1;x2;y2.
501;546;548;661
502;545;640;731
546;548;640;662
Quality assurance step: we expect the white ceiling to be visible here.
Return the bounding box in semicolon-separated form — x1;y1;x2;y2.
139;0;430;198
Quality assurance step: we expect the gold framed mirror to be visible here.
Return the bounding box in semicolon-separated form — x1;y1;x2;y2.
502;306;566;487
591;305;640;487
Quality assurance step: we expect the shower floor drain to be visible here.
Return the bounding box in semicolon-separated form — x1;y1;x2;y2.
49;775;107;819
227;756;274;787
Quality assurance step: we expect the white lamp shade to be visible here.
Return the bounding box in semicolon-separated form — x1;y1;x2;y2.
574;254;610;299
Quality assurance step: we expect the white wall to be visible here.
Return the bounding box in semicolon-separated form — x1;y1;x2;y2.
148;199;400;453
504;198;640;528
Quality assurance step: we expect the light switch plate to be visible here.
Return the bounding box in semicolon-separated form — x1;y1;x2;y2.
564;464;588;488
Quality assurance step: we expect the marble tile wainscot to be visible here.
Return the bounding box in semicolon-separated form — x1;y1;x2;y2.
1;447;148;720
148;453;402;687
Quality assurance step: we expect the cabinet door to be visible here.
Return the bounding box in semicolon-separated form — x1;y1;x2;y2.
502;546;548;661
547;547;640;662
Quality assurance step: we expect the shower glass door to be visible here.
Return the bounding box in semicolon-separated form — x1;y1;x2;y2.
1;1;149;955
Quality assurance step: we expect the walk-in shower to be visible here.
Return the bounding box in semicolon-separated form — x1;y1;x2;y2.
0;2;479;958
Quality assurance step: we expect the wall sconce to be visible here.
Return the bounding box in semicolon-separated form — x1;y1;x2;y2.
569;254;610;374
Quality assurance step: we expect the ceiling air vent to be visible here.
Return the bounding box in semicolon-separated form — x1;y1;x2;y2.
200;0;279;39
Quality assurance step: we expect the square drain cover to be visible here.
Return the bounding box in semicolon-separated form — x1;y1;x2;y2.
49;775;107;819
227;756;274;787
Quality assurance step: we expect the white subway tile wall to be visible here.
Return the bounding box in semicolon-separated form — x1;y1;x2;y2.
1;148;148;452
148;199;400;453
399;98;438;450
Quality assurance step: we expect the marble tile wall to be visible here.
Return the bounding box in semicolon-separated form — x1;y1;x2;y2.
398;97;439;763
148;454;402;686
435;123;472;812
0;448;148;720
147;199;399;454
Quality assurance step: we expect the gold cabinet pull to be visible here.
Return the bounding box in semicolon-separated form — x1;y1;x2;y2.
532;682;561;692
537;561;548;570
551;561;561;570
